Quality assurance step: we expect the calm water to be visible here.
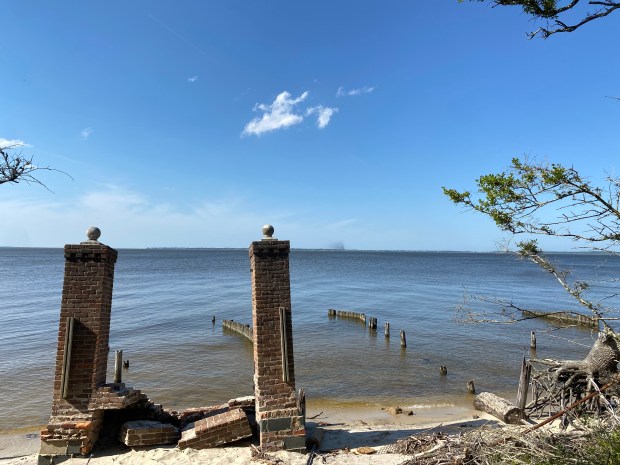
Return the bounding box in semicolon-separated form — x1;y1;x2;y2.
1;248;619;432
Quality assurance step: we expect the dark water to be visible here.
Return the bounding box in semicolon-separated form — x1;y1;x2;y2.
1;248;618;431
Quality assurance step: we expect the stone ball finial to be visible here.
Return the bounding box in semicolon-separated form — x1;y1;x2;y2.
262;224;275;239
86;226;101;242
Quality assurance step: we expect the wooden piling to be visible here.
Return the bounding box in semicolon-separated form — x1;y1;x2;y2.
384;322;390;338
369;317;377;330
439;365;447;375
222;319;254;343
516;356;532;417
467;380;476;394
400;330;407;348
212;315;216;324
114;350;123;384
328;309;337;317
332;309;367;325
530;331;536;350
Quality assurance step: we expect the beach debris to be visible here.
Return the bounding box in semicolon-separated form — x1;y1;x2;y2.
381;432;448;459
385;406;403;415
354;446;376;454
178;407;253;450
473;392;522;425
467;380;476;394
118;420;179;446
526;328;620;421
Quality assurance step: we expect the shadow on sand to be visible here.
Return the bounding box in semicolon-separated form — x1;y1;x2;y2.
313;418;501;451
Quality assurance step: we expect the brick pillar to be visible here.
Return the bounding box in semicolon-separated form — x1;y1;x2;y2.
40;227;118;459
249;225;305;452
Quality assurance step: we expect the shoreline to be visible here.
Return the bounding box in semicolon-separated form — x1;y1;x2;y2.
0;404;498;464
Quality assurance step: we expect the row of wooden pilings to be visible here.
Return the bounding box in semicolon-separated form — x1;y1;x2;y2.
219;312;483;396
328;309;407;348
222;319;253;343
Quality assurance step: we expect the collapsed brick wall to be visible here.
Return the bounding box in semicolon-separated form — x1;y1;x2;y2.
249;238;305;452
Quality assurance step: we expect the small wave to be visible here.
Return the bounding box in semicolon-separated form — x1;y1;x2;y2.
407;403;457;409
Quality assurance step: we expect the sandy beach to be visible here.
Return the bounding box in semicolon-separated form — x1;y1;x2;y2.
0;404;499;465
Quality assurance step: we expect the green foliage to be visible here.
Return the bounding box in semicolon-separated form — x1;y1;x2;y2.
445;158;620;321
442;158;620;245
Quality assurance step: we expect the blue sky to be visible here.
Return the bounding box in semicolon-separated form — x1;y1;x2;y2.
1;1;618;250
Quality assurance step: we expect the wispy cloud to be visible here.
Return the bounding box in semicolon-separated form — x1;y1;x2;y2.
0;138;30;148
148;13;209;57
306;106;338;129
242;91;309;137
0;186;291;248
188;76;198;82
81;127;94;140
336;86;375;97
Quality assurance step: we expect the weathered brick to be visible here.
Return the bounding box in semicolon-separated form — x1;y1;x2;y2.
249;234;305;451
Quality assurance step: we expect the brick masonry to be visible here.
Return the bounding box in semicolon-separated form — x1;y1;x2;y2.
118;420;180;446
40;241;129;460
249;238;306;452
178;408;253;449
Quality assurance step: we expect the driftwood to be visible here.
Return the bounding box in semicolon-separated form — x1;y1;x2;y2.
516;357;532;416
532;329;620;386
521;309;599;328
525;329;620;421
473;392;522;424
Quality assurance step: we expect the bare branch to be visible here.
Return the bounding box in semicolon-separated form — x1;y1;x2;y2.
0;145;72;191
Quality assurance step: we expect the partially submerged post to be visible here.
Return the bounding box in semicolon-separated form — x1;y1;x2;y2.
384;322;390;338
114;350;123;384
467;380;476;394
400;330;407;348
249;225;305;452
530;331;537;350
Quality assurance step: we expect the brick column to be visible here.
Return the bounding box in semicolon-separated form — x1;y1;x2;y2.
40;227;118;458
249;225;305;452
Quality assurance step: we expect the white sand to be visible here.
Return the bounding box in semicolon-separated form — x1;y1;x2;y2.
0;405;499;465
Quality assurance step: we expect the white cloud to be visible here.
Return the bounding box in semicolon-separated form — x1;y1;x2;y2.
336;86;375;97
306;106;338;129
81;127;94;140
188;76;198;82
0;138;30;148
242;91;309;137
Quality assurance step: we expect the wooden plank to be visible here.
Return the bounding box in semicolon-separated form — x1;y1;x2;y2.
60;316;75;399
279;307;290;382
